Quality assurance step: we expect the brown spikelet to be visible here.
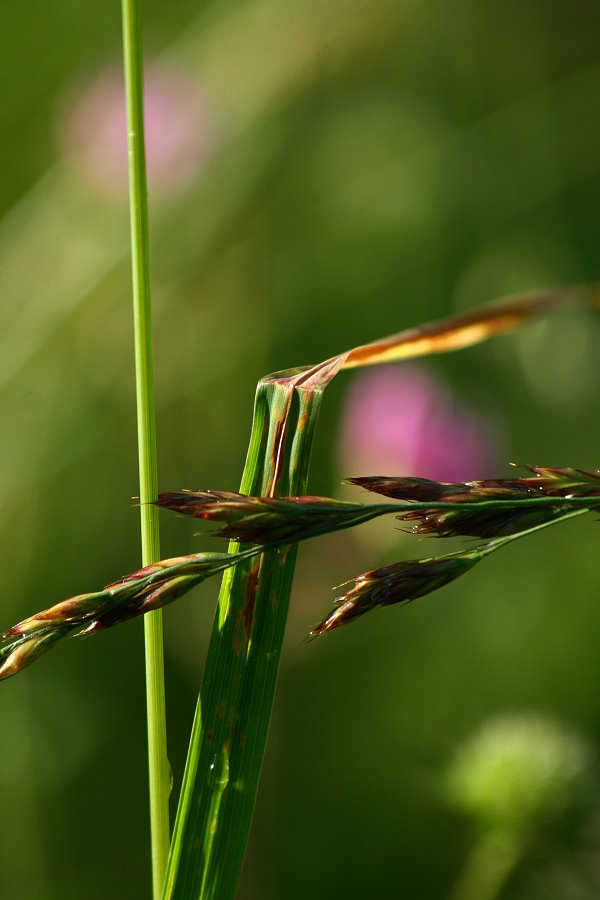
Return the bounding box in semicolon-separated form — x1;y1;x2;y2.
0;549;260;681
397;503;577;539
0;629;72;681
308;549;483;637
348;467;600;503
155;490;383;544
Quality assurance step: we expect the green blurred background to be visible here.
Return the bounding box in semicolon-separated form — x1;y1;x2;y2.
2;0;600;897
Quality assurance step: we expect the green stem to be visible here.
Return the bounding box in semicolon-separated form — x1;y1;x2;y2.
120;1;170;896
447;832;523;900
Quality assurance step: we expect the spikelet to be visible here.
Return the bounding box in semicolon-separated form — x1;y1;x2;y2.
0;550;258;681
155;490;383;544
308;549;483;637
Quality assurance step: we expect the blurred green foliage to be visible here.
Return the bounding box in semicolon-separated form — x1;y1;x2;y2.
2;0;600;897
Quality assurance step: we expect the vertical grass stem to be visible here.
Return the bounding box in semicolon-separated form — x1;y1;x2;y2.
121;1;170;896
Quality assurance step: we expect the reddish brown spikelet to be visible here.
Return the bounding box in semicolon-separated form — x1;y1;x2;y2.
397;503;574;539
155;490;247;519
517;466;600;497
6;591;110;636
346;475;532;502
81;574;200;634
348;468;600;504
309;550;482;637
106;554;198;587
156;490;377;545
0;549;255;679
0;629;70;681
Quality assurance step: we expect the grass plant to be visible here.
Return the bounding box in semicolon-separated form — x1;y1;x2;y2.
2;2;600;897
1;284;599;897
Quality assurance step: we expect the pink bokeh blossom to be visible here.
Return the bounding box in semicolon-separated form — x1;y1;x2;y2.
59;67;216;196
339;364;499;483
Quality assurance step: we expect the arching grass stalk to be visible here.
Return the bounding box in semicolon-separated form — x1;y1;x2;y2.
120;0;170;896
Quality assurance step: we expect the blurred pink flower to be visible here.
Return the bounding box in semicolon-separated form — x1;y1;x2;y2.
338;364;499;482
59;66;216;196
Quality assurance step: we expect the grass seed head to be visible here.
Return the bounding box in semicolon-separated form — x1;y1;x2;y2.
308;550;482;637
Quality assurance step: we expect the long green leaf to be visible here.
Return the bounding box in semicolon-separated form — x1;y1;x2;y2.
163;363;333;897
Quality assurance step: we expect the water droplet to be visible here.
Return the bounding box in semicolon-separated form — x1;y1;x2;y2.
206;750;230;792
